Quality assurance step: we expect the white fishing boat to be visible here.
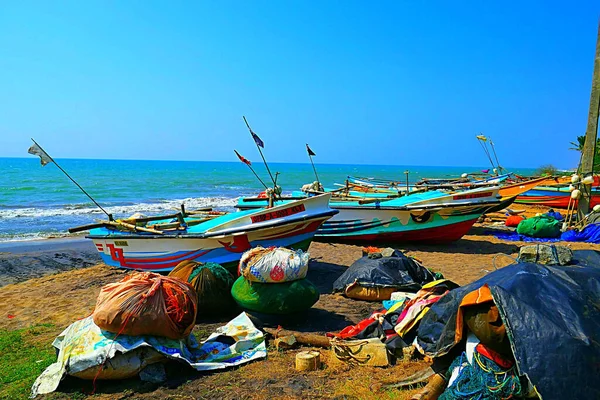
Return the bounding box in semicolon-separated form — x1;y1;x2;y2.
72;193;337;272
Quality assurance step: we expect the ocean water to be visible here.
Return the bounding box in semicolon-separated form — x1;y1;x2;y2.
0;157;536;242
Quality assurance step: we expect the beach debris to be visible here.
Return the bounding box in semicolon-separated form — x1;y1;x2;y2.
415;260;600;400
169;260;236;317
31;312;266;397
93;271;197;339
273;335;298;350
518;244;573;265
295;350;321;371
333;249;437;301
264;327;332;348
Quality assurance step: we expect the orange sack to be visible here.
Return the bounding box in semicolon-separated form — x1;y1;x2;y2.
93;271;197;339
505;215;525;227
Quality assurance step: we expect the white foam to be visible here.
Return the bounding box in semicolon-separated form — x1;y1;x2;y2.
0;197;240;220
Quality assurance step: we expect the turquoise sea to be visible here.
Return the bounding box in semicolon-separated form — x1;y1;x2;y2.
0;157;536;242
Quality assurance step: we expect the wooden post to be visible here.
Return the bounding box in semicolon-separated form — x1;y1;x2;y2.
578;19;600;217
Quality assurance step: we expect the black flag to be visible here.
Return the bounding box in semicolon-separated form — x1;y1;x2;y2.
306;144;316;157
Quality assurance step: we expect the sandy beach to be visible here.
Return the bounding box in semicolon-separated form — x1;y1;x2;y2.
1;207;598;399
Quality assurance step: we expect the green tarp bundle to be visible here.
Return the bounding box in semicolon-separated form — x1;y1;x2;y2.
231;276;319;314
516;215;561;238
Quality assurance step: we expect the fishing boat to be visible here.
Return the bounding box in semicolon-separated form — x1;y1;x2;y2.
237;187;503;243
515;186;600;208
71;194;337;272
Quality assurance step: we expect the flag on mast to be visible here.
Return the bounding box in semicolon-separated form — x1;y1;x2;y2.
251;131;264;148
234;150;252;166
306;144;316;157
28;143;53;166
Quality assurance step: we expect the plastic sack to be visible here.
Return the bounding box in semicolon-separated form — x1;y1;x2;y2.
344;281;397;301
93;271;197;339
505;215;524;227
231;276;319;314
169;260;236;316
238;246;309;283
516;215;561;238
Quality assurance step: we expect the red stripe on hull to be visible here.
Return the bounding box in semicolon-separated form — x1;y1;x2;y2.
515;195;600;209
317;218;478;244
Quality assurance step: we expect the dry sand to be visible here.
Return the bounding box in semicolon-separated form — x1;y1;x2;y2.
1;211;598;399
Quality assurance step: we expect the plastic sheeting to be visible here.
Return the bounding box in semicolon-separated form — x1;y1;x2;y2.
31;312;266;397
490;223;600;244
333;250;435;293
416;252;600;400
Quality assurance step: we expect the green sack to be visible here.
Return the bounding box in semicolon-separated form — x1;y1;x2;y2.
169;261;236;316
231;277;320;314
516;215;561;238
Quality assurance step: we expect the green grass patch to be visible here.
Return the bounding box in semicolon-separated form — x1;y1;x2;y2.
0;324;57;399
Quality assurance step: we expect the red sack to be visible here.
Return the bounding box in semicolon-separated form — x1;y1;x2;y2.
93;272;197;339
505;215;525;227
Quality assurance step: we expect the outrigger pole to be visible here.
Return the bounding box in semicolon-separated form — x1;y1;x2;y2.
243;116;276;186
305;144;320;184
234;150;269;190
28;139;113;220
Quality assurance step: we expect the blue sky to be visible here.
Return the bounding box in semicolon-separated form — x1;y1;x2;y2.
0;1;598;168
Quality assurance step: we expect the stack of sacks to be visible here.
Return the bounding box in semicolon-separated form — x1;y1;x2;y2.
169;260;236;317
231;246;319;314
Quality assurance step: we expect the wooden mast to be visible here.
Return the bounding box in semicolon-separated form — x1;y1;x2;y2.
578;19;600;218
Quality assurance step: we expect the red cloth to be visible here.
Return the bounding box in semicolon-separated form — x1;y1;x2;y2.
476;343;514;369
505;215;525;227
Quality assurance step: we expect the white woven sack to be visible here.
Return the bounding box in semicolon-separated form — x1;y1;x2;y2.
239;246;309;283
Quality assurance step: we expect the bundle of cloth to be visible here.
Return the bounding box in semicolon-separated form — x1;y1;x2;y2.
328;279;459;361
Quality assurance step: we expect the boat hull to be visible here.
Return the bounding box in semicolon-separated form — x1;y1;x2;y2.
86;194;336;272
315;204;487;243
515;187;600;208
89;219;327;272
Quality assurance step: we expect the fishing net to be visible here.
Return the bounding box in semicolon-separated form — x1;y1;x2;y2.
439;347;522;400
231;276;319;314
93;271;197;339
169;260;236;316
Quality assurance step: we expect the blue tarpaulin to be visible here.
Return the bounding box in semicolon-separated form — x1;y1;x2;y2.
489;223;600;244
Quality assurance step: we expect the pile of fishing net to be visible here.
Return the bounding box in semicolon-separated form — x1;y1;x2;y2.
169;260;236;317
231;246;319;314
93;271;197;339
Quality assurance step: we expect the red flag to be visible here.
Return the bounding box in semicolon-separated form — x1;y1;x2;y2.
306;144;316;157
234;150;251;166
